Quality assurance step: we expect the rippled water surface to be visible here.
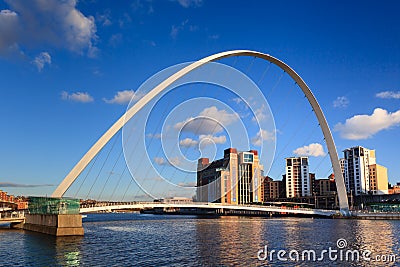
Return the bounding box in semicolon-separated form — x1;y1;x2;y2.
1;214;400;266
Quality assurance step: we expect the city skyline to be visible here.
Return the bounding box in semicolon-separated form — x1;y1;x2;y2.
0;0;399;198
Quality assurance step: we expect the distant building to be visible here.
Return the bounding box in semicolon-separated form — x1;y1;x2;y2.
369;164;389;195
314;174;337;196
285;157;311;198
342;146;388;196
261;176;285;201
196;148;263;204
388;183;400;194
0;191;27;210
0;190;7;201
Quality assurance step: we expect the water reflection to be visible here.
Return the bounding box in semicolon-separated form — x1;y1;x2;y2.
1;214;400;266
16;231;83;266
55;236;83;266
195;216;265;266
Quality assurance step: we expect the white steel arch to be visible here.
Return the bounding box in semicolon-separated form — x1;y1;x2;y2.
52;50;350;216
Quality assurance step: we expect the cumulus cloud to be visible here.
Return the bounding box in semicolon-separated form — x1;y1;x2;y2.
333;96;349;108
251;129;276;146
174;106;239;135
31;52;51;71
103;90;144;104
376;91;400;99
334;108;400;140
179;138;198;148
61;91;94;103
199;134;227;146
293;143;326;157
0;0;97;57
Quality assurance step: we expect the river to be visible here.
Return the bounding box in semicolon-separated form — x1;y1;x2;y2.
1;214;399;266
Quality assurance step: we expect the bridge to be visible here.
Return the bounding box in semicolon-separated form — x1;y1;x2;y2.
17;50;355;235
51;49;349;215
79;202;338;217
0;202;337;227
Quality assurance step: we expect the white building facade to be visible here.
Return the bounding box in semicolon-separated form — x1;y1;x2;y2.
342;146;376;196
285;157;311;198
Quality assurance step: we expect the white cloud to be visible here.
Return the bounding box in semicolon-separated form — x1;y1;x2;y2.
169;157;182;166
376;91;400;99
154;156;181;166
252;104;268;122
251;129;275;146
103;90;144;104
0;0;97;57
334;108;400;140
179;138;198;148
170;20;198;39
199;134;227;146
333;96;349;108
61;91;94;103
179;135;226;148
154;157;166;165
176;0;203;8
31;52;51;72
174;106;239;135
96;10;112;26
170;25;180;39
232;97;243;104
293;143;326;157
0;9;19;55
170;20;188;39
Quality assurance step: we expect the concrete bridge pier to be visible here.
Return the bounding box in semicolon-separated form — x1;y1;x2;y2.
22;197;83;236
23;214;83;236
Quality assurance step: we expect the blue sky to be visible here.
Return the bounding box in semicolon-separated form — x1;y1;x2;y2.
0;0;399;199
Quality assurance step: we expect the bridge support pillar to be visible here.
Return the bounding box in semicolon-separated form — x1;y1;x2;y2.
22;196;84;236
23;214;84;236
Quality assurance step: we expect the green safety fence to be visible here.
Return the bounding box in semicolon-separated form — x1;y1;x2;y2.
367;203;400;213
28;197;80;215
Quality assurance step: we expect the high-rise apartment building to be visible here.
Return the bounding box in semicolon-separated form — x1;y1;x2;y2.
196;148;263;204
342;146;388;196
285;157;311;198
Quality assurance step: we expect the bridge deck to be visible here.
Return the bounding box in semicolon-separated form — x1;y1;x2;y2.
80;202;338;217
